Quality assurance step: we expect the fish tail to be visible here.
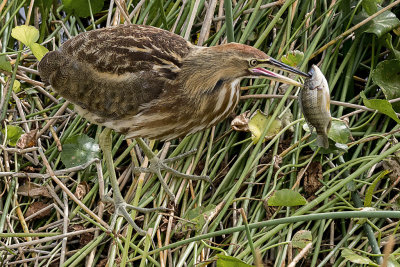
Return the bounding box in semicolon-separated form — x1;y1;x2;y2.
316;134;329;149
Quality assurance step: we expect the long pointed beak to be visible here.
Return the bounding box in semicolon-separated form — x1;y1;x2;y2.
250;58;310;87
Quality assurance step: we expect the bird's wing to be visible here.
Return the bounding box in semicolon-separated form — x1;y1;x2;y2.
61;25;192;77
46;25;193;120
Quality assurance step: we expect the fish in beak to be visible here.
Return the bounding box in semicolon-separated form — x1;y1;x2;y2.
250;57;310;87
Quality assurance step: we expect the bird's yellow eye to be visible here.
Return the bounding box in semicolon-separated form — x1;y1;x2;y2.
249;59;258;67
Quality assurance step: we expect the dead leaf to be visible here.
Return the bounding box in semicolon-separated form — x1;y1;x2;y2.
25;202;51;219
18;182;52;198
96;259;107;267
96;258;107;267
231;111;250;132
68;224;93;247
16;129;38;149
74;181;89;200
303;162;323;195
273;155;282;170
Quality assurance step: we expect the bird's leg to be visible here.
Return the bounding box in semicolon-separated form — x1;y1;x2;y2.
134;138;211;203
99;128;168;235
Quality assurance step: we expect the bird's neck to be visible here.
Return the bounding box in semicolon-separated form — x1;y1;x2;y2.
177;47;241;95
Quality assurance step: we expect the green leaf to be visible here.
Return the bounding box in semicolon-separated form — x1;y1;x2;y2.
281;50;304;67
62;0;104;18
183;204;216;232
360;91;400;124
354;10;400;38
61;134;100;168
11;25;39;47
328;120;350;144
362;0;379;15
308;131;349;154
268;189;307;207
30;43;49;61
341;248;377;265
12;80;21;93
364;170;389;207
372;60;400;112
0;55;12;72
216;254;253;267
248;110;282;144
1;125;24;147
292;230;312;249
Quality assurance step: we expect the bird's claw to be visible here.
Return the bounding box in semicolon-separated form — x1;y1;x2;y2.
103;195;169;235
133;153;212;203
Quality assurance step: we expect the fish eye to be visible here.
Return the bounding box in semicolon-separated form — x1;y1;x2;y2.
249;59;258;67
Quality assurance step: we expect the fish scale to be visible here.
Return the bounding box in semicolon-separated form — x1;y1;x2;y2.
300;65;332;148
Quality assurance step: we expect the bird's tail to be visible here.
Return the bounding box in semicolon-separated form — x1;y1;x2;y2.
38;50;65;86
316;134;329;149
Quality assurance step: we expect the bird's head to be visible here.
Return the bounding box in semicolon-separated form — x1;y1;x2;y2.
200;43;310;87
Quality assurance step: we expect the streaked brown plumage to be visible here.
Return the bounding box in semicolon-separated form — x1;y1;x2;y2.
38;24;308;140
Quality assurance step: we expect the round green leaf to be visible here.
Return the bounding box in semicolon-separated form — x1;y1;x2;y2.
292;230;312;249
354;10;400;38
30;43;49;61
1;125;24;147
360;91;400;123
11;25;39;47
372;60;400;112
183;204;216;232
61;134;100;168
267;189;307;207
62;0;104;18
12;80;21;93
328;120;350;144
281;50;304;67
341;248;376;265
248;110;282;144
362;0;378;15
308;131;348;154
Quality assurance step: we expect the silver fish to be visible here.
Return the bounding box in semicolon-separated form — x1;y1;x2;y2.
299;65;332;148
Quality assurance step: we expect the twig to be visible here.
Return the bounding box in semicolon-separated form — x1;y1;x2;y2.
184;0;201;41
38;148;110;229
60;190;69;265
36;100;70;139
0;158;99;178
115;0;131;23
5;250;78;265
287;242;312;267
240;94;400;116
0;145;39;154
0;228;97;250
10;114;71;125
33;97;62;151
24;203;64;221
197;0;218;46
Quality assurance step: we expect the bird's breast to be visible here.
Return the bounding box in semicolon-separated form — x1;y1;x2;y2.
117;79;241;140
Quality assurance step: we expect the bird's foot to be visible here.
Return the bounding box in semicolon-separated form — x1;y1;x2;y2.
103;194;170;235
133;150;212;203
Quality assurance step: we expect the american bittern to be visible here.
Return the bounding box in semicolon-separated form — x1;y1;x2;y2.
38;24;309;234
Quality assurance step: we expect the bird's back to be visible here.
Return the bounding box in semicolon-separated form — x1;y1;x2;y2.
38;25;193;122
